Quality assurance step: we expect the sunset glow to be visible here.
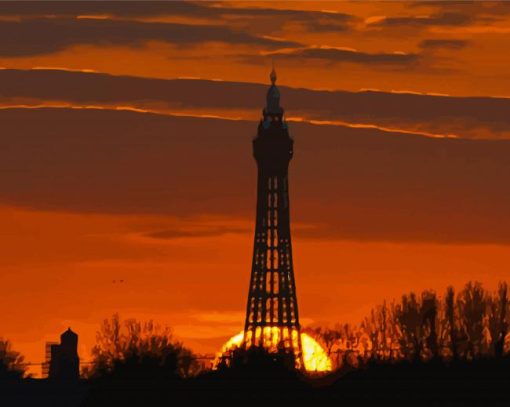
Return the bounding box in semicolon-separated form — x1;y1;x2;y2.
2;1;510;379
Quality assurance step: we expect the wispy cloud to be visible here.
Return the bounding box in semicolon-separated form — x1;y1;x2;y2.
0;17;299;57
419;39;470;49
259;46;419;68
143;226;249;240
370;12;475;28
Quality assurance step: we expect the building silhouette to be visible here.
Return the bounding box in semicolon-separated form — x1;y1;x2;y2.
243;69;303;368
46;328;80;380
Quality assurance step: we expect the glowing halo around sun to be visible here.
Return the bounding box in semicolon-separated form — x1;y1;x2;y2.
217;331;332;373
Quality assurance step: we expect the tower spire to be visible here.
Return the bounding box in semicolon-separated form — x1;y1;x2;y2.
265;65;282;117
270;60;277;85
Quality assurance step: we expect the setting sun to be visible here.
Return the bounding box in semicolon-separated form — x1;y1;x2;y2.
217;330;332;372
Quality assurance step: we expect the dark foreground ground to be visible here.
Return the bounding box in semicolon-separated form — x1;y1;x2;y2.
2;358;510;406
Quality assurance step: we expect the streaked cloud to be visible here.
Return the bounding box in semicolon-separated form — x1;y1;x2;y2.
0;2;357;37
0;1;212;18
0;17;298;57
144;226;249;240
263;46;419;67
0;1;355;23
3;69;510;139
2;106;510;244
419;39;469;49
370;12;475;28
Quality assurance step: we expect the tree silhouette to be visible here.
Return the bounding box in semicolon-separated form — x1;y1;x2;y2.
421;291;439;359
306;326;340;357
362;301;397;361
0;339;26;379
394;293;423;361
304;281;510;369
488;282;508;358
445;286;460;360
457;282;488;358
90;314;200;379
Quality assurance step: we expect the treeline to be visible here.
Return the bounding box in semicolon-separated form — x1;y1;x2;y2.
307;280;509;370
2;283;510;405
1;281;509;380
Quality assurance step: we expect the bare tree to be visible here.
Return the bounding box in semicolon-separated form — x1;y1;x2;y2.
457;282;488;359
362;309;378;360
317;326;342;356
421;291;439;359
305;325;343;368
394;293;423;361
378;301;390;359
91;314;200;378
0;339;26;379
488;282;508;357
312;280;510;370
445;286;459;360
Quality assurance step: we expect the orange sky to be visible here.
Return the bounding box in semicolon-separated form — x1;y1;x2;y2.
2;1;510;376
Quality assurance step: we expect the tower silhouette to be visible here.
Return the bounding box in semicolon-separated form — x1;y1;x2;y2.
48;327;80;380
243;68;303;367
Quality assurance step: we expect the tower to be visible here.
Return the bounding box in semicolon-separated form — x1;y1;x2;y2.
243;68;303;367
48;328;80;380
